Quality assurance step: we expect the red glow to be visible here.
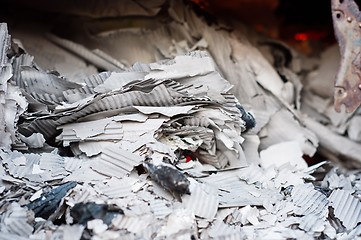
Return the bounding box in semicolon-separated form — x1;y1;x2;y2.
190;0;209;9
185;155;192;162
294;31;326;41
294;33;308;41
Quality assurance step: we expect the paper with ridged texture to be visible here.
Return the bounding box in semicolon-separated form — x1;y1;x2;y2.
328;189;361;230
182;179;219;219
1;0;361;238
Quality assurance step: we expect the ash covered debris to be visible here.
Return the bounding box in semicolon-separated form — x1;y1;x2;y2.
70;202;122;225
236;104;256;131
0;0;360;239
26;181;77;219
143;161;190;201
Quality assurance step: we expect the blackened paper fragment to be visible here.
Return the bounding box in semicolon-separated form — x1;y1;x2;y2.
70;202;121;225
144;162;190;201
26;181;77;219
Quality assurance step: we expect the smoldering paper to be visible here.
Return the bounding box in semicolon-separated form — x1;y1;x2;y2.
1;0;361;239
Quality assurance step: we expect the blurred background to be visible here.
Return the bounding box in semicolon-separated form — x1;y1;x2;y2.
1;0;356;55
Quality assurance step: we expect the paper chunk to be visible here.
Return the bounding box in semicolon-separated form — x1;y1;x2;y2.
260;110;318;157
70;202;121;225
208;219;240;238
0;203;34;237
146;54;215;80
329;189;361;230
134;105;195;117
291;184;329;217
98;177;135;199
94;72;146;93
158;209;196;238
0;24;28;149
54;225;85;240
182;179;219;219
58;118;124;146
27;181;77;219
90;146;144;178
260;141;308;170
19;133;46;148
347;116;361;141
0;150;69;182
144;162;190;201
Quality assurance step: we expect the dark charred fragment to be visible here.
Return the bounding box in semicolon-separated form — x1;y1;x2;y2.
26;181;76;219
280;185;294;198
143;162;190;201
70;202;122;225
258;40;293;70
236;104;256;131
314;185;332;197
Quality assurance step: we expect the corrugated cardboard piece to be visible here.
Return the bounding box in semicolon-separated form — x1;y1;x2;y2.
1;0;361;239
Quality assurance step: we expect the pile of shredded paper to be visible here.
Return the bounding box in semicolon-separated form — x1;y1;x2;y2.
0;1;360;239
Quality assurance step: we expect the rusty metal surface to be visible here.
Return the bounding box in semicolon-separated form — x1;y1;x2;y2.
331;0;361;112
